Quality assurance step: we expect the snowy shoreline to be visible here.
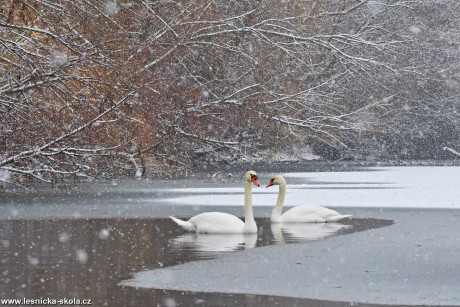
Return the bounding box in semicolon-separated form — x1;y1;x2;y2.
120;207;460;306
3;160;460;190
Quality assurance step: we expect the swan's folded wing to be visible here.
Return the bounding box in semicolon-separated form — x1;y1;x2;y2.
281;206;327;223
189;212;245;233
281;205;351;223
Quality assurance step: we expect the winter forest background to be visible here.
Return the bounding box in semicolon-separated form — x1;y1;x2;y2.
1;0;460;184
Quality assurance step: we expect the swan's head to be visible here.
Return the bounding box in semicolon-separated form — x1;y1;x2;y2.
266;175;286;188
244;170;260;187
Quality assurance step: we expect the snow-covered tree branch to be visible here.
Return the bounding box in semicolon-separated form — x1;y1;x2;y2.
1;0;458;183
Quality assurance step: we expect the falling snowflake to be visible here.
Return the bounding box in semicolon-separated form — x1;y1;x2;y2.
409;26;422;35
98;229;110;240
104;1;119;15
58;232;70;243
76;249;88;264
27;255;39;266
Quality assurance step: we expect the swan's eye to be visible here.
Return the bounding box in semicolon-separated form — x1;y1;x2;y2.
251;174;258;180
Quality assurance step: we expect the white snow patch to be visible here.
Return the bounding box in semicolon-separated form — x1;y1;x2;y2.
161;167;460;209
367;0;384;15
0;169;11;183
47;51;68;67
259;145;320;163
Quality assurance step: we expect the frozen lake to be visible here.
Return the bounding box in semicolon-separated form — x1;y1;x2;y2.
1;166;459;306
161;166;460;209
2;166;460;221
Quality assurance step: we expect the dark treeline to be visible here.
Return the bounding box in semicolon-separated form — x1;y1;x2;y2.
0;0;459;184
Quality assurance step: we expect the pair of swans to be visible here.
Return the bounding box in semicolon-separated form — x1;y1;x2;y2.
170;170;351;234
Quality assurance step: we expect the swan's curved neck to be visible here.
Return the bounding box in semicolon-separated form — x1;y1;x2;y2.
270;182;286;222
243;181;257;232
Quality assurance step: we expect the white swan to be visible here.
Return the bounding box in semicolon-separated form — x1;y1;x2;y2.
170;170;259;233
266;175;352;223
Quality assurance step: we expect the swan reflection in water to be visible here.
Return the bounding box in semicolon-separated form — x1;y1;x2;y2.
169;222;351;257
170;233;258;255
271;222;351;243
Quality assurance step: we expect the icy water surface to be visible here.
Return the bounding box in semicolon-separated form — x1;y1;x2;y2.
0;216;391;306
4;165;457;306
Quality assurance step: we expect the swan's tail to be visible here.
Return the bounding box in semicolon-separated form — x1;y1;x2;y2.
170;216;196;232
327;214;353;222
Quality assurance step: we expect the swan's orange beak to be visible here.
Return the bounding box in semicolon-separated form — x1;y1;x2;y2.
266;181;274;188
251;177;260;187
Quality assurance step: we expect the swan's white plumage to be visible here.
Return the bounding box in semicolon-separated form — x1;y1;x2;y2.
169;216;196;232
278;205;351;223
172;212;245;233
170;170;259;234
268;175;352;223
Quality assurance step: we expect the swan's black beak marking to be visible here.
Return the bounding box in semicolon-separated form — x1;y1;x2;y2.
266;178;274;188
251;174;260;187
